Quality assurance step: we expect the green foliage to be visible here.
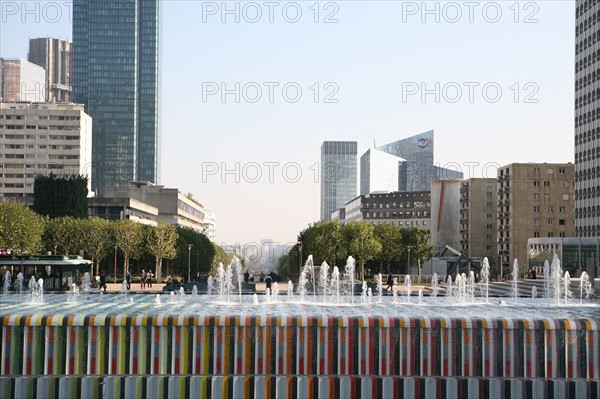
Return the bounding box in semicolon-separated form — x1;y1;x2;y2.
374;223;403;272
145;223;179;282
0;202;46;255
113;219;144;275
173;227;215;278
341;221;382;280
211;243;232;275
43;216;86;255
403;226;436;279
33;174;89;218
79;217;113;276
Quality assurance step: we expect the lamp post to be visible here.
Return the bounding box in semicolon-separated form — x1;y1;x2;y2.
113;245;117;283
407;247;411;276
196;250;199;280
188;244;193;283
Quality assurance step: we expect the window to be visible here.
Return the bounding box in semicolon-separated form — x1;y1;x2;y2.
559;206;566;213
544;194;551;200
559;232;565;238
548;219;554;226
533;232;540;238
562;194;570;200
534;193;540;200
548;206;554;213
547;168;554;175
559;219;565;225
548;232;554;237
533;181;540;187
562;181;570;188
558;168;565;174
534;219;540;226
543;181;550;187
533;206;540;212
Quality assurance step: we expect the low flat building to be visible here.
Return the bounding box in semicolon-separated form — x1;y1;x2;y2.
527;237;599;279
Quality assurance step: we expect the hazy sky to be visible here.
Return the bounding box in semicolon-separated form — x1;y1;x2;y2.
2;1;575;249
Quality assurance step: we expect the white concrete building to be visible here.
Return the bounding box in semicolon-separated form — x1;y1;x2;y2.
0;101;92;204
202;210;217;242
0;59;46;102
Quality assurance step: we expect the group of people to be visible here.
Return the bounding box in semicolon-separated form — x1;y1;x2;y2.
140;270;154;289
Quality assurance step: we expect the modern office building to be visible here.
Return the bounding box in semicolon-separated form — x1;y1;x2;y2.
459;178;498;267
335;191;431;229
527;237;599;278
360;148;405;195
0;59;45;102
320;141;357;220
497;163;575;277
0;101;92;205
574;0;599;237
73;0;162;193
202;210;217;242
362;130;463;193
28;38;73;102
89;182;205;232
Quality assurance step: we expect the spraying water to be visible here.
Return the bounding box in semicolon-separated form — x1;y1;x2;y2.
564;271;572;305
319;261;329;303
302;255;316;301
272;282;279;302
82;272;91;299
217;263;226;301
480;258;490;304
550;255;563;306
155;294;161;304
330;266;340;304
67;283;79;303
404;275;412;303
446;275;453;298
532;286;537;299
511;259;519;300
467;271;476;304
543;260;551;299
3;271;11;296
392;285;398;303
361;281;368;303
418;289;423;305
231;257;244;304
580;272;594;303
298;271;308;302
287;281;294;302
431;273;439;305
367;287;372;303
207;276;214;295
344;256;356;304
376;273;383;303
16;272;24;295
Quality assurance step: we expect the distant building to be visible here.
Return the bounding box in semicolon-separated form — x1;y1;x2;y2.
527;237;599;279
430;180;461;253
497;163;574;277
89;182;205;231
336;191;431;229
73;0;162;192
460;178;498;267
0;59;45;102
28;38;73;102
574;0;599;237
376;130;463;191
0;101;92;205
320;141;357;221
202;210;217;242
360;148;404;195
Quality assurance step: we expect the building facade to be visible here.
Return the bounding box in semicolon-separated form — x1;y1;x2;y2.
320;141;357;221
360;148;404;195
497;163;575;277
28;38;73;102
73;0;162;193
574;0;600;237
460;178;498;267
371;130;463;192
0;101;92;204
430;180;461;252
336;191;431;229
527;237;599;278
0;59;45;102
202;210;217;242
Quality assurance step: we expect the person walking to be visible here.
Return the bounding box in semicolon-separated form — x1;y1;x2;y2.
126;271;132;290
141;270;146;289
99;272;107;293
148;271;153;287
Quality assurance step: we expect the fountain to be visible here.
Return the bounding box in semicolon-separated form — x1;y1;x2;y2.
15;272;24;295
0;252;598;399
27;277;44;304
511;258;519;299
564;271;572;305
446;275;453;298
343;256;355;303
287;280;294;301
550;254;563;306
580;271;594;303
191;285;199;299
319;261;329;303
376;273;383;303
2;270;11;296
480;257;490;303
231;257;244;304
272;282;279;302
67;283;79;303
207;275;214;294
81;272;91;298
532;285;537;299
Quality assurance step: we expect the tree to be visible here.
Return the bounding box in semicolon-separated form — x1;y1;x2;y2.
33;174;88;218
341;221;382;281
211;244;232;276
311;221;344;267
146;223;178;283
404;227;436;283
113;219;144;276
0;202;46;256
80;217;113;276
43;216;84;255
173;227;215;279
374;223;403;273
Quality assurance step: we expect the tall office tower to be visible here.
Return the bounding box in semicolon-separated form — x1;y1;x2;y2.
320;141;357;221
377;130;463;192
28;38;73;102
574;0;599;237
0;59;45;102
360;148;405;195
73;0;161;194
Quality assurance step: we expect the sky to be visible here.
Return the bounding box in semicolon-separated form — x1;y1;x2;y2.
1;0;576;250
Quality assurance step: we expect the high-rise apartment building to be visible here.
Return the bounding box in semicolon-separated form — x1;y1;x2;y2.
574;0;599;237
0;59;45;102
497;163;574;276
320;141;357;221
0;101;92;204
460;178;498;267
73;0;161;193
28;38;73;102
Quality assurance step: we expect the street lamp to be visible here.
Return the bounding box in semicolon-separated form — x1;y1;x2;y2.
188;244;193;283
407;247;411;276
113;245;117;284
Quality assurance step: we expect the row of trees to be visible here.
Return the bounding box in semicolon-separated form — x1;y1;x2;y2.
278;221;435;280
0;202;222;281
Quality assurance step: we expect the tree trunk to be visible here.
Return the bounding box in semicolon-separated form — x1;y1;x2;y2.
417;258;421;284
156;257;162;284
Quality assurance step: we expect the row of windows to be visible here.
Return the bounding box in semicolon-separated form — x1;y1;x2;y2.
365;211;429;218
532;232;567;238
0;115;79;121
575;127;599;145
574;86;599;109
576;0;598;18
574;106;600;127
533;206;568;213
532;193;570;201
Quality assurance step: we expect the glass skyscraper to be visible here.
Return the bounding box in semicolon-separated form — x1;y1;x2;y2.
73;0;161;193
321;141;357;221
